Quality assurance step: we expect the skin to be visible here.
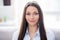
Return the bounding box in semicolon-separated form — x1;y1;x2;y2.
25;6;39;39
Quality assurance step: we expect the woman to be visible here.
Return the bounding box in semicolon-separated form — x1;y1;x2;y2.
12;1;55;40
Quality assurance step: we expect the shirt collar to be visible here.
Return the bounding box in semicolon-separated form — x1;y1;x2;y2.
26;28;40;35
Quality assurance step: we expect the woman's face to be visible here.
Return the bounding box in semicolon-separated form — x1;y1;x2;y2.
25;6;39;26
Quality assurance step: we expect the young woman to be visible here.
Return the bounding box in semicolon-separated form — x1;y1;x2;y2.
12;2;55;40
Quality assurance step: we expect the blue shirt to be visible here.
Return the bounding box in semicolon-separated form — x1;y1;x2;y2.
24;28;40;40
12;28;55;40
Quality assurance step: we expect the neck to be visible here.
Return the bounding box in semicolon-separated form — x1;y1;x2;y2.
28;25;38;32
28;24;38;38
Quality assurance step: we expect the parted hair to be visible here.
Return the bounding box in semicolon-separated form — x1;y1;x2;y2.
18;2;47;40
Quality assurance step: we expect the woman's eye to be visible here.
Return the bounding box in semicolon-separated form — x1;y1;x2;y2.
34;13;39;15
26;13;30;15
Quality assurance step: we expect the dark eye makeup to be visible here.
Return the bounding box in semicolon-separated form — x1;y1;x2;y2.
26;13;30;15
26;12;39;15
34;12;39;15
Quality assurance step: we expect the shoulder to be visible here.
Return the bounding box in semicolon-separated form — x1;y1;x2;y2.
12;30;19;40
45;28;55;40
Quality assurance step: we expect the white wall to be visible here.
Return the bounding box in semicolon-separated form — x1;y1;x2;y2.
0;0;3;6
44;12;60;29
0;6;14;20
17;0;60;12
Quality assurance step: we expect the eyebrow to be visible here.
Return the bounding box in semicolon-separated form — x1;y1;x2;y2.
26;10;38;13
33;11;38;13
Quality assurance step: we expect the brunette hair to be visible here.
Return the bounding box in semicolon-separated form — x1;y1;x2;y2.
18;2;47;40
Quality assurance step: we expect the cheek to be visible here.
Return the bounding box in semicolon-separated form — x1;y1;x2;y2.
34;15;39;24
35;15;39;21
25;15;29;22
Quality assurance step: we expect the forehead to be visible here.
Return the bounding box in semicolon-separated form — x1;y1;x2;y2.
26;6;38;13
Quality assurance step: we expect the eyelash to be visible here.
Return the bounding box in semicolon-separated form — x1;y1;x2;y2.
26;13;39;15
34;13;39;15
26;13;30;15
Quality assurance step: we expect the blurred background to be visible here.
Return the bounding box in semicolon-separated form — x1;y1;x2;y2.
0;0;60;40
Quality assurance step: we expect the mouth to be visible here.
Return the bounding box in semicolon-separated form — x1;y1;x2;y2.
29;20;35;22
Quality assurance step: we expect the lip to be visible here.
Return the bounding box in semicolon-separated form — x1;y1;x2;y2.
29;20;35;22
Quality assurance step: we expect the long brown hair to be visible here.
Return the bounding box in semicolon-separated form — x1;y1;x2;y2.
18;2;47;40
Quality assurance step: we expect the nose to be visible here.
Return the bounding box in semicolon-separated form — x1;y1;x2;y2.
30;15;34;19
